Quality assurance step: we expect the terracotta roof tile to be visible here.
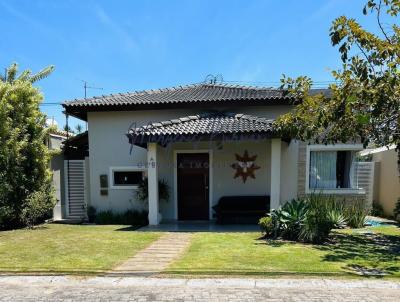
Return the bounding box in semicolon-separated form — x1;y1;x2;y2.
127;112;276;146
64;83;296;108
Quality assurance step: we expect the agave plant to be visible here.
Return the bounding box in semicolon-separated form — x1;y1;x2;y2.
278;199;309;240
327;209;347;229
344;199;369;228
299;194;341;243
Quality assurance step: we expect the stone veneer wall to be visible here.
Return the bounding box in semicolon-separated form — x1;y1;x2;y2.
297;141;368;205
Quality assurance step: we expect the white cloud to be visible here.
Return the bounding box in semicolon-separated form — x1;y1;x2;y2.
94;5;136;50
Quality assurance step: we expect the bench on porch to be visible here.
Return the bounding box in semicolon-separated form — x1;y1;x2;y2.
212;196;270;224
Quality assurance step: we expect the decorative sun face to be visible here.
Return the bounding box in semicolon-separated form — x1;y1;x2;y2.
231;150;260;183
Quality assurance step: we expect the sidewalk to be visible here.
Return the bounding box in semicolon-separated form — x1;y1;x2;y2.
0;275;399;301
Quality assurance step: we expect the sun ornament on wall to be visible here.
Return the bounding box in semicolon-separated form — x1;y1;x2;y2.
231;150;260;183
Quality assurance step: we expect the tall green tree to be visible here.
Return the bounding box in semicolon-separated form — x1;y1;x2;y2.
0;63;55;229
276;0;400;174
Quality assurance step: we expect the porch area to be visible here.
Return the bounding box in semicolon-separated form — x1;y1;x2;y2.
127;112;297;225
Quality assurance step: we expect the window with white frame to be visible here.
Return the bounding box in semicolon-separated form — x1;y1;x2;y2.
110;167;146;189
306;145;362;192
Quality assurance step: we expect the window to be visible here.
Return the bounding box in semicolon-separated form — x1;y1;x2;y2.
113;171;143;186
309;151;355;189
306;145;364;193
109;167;146;189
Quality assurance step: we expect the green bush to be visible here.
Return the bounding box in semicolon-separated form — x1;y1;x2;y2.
0;63;55;230
299;194;336;243
394;198;400;221
20;186;56;229
0;206;14;229
371;201;384;217
260;193;367;244
327;209;347;229
344;200;369;228
87;206;97;223
94;209;148;226
258;216;274;237
278;199;308;240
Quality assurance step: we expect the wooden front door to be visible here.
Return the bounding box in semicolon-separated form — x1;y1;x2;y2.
177;153;209;220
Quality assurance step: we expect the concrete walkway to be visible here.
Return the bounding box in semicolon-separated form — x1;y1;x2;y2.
111;232;193;276
0;276;399;301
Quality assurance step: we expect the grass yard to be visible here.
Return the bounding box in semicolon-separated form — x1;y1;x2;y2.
0;224;160;274
166;225;400;278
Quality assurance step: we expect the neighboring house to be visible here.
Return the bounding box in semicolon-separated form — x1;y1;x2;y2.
360;145;400;217
62;83;367;225
46;131;67;220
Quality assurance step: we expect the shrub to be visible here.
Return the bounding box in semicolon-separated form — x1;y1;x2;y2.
371;201;384;217
0;206;14;230
299;194;337;243
260;194;369;244
344;200;369;228
327;209;347;229
94;209;148;226
20;187;56;229
279;199;308;240
394;198;400;221
258;216;274;237
87;206;97;223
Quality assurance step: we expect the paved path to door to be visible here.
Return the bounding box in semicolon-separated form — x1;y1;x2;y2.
111;232;193;276
0;276;399;301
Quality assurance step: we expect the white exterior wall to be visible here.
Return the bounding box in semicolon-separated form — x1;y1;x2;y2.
87;105;298;217
280;140;299;204
373;149;400;216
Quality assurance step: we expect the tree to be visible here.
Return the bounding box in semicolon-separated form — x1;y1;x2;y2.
0;63;56;229
75;124;83;134
276;0;400;175
63;125;74;134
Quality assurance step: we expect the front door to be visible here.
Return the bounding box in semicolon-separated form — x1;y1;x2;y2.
177;153;209;220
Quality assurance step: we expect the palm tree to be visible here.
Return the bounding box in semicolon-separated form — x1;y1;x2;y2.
75;124;83;134
0;63;54;84
63;125;73;134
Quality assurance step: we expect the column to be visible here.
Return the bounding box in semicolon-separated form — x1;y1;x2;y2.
270;138;281;210
147;142;159;225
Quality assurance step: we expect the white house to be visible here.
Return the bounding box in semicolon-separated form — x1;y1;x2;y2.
62;83;366;225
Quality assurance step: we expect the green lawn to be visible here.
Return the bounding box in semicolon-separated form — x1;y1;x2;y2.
166;225;400;278
1;223;399;278
0;224;160;274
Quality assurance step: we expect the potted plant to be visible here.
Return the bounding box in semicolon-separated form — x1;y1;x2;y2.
136;178;170;221
136;178;170;202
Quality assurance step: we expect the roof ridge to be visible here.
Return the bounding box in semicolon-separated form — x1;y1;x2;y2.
201;82;280;92
63;82;295;105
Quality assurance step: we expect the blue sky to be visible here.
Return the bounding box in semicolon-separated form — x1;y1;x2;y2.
0;0;373;128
